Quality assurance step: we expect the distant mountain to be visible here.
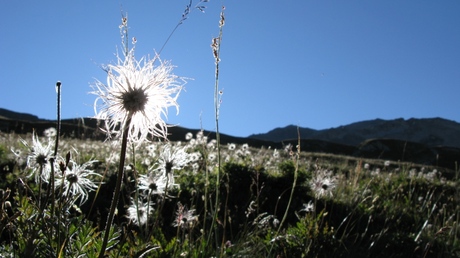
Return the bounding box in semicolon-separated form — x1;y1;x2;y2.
249;118;460;148
0;108;39;121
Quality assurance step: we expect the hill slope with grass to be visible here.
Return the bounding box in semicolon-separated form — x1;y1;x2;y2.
1;108;460;169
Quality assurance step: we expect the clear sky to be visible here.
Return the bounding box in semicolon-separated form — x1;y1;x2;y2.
1;1;460;137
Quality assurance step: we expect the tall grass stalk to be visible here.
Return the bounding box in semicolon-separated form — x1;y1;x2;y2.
208;6;225;254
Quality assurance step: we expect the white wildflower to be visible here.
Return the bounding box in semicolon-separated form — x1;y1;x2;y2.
172;202;198;229
21;133;54;183
300;200;315;213
55;160;101;205
127;199;155;226
92;45;184;144
309;170;337;199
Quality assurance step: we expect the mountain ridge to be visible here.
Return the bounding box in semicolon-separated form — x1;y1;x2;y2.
249;117;460;148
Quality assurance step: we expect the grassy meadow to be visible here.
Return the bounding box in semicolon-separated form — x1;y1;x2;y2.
0;130;459;257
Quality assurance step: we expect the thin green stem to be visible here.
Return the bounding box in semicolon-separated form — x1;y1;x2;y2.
207;7;225;253
98;117;131;258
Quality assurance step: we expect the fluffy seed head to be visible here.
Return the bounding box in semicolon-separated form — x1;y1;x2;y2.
92;46;185;144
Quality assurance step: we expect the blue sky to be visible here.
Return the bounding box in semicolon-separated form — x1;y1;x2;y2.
1;1;460;137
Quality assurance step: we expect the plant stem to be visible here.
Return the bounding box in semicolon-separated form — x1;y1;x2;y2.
98;117;131;258
51;81;62;216
53;81;62;255
208;7;225;253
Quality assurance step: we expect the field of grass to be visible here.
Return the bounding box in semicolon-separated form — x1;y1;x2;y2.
0;130;459;257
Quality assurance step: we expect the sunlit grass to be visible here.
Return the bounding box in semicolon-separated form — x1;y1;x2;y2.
0;130;459;257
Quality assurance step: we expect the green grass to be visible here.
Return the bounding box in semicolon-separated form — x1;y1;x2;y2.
0;131;459;257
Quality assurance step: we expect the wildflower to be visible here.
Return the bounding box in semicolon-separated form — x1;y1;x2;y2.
272;218;280;228
409;169;417;178
127;199;155;226
300;200;315;213
208;153;217;162
424;170;438;182
363;163;370;170
156;144;189;175
138;171;175;196
253;212;276;229
207;139;217;150
146;144;157;157
43;127;57;138
272;149;279;159
92;45;184;144
21;133;54;183
196;131;204;142
309;170;337;199
191;163;200;173
284;143;292;153
188;152;201;163
371;168;380;177
228;143;236;151
185;132;193;141
188;138;197;147
141;157;152;167
172;202;198;229
55;160;101;205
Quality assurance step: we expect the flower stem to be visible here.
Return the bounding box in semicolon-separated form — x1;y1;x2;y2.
98;117;131;258
50;81;61;213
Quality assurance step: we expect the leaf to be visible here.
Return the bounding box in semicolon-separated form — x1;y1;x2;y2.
133;245;160;258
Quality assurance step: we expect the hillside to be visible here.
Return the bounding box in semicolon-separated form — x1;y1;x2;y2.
1;108;459;170
249;118;460;148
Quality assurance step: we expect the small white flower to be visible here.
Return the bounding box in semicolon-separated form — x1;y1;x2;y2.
43;127;57;138
138;171;176;196
188;152;201;163
228;143;236;151
173;202;198;229
208;153;216;162
191;163;199;173
185;132;193;141
300;200;315;213
127;199;155;226
146;144;157;157
156;144;190;175
309;170;337;199
207;139;217;150
21;133;54;183
272;149;279;159
55;160;101;205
